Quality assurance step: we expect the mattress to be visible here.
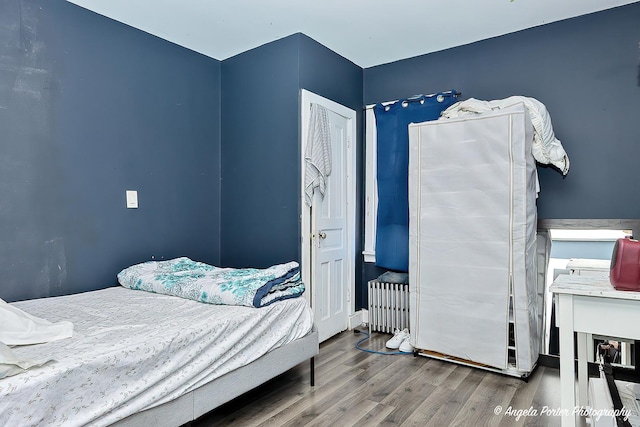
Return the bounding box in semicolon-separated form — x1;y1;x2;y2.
0;287;314;427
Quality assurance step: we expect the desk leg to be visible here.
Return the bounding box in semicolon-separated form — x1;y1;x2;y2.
577;332;588;409
635;341;640;376
558;294;577;427
586;333;594;362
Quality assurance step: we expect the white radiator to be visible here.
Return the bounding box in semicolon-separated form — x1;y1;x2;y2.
367;280;410;334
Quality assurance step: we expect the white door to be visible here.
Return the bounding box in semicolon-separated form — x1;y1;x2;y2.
312;109;349;342
300;90;356;344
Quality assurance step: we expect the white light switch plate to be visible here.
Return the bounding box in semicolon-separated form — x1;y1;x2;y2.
126;190;138;208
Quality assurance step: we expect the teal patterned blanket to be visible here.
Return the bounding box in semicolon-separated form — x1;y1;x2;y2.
117;257;305;308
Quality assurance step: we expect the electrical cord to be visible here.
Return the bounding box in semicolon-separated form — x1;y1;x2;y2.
354;329;413;355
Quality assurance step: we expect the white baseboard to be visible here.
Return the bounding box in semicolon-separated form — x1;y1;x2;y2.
349;309;368;329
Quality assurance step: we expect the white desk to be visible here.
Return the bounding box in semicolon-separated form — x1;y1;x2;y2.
550;274;640;427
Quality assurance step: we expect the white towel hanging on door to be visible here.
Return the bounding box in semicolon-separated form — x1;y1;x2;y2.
304;103;332;206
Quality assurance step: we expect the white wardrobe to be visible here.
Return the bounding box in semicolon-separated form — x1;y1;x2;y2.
408;103;539;377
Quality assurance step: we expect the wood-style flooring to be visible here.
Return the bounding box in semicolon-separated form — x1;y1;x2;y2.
192;329;577;427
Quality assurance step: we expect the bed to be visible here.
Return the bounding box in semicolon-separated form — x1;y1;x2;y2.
0;259;318;427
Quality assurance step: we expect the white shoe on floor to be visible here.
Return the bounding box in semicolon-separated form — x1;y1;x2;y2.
386;328;410;349
399;338;414;353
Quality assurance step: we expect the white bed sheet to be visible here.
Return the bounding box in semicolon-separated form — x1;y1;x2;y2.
0;287;314;427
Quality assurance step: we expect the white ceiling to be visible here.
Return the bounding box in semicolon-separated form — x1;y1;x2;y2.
67;0;639;68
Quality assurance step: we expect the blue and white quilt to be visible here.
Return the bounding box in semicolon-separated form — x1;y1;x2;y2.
117;257;305;308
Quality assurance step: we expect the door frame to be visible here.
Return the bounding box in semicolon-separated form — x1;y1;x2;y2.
300;89;357;324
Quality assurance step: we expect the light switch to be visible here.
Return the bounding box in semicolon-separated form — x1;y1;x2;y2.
126;190;138;209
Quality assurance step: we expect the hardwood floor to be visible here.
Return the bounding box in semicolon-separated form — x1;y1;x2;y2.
193;329;574;427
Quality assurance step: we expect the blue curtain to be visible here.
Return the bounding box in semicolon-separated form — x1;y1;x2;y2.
374;91;459;272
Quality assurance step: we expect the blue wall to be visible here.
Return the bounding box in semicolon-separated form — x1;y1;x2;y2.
220;35;301;268
220;34;366;303
0;1;222;302
3;1;636;312
364;3;640;221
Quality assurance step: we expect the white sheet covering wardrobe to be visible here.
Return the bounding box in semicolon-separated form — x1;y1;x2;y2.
408;103;539;377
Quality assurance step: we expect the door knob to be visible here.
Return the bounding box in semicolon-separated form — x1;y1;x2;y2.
318;231;327;239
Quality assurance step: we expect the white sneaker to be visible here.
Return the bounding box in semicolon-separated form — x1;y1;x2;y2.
386;328;410;349
399;338;414;353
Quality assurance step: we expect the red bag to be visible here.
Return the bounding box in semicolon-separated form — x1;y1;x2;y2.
610;237;640;291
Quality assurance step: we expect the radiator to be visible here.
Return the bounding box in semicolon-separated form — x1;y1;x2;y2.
367;280;410;334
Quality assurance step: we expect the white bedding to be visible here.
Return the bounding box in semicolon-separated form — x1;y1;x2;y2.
0;297;73;346
0;297;75;379
0;287;314;427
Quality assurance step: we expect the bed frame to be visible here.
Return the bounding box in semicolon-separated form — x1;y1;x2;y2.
114;326;318;427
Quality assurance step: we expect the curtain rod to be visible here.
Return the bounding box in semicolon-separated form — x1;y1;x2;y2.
364;90;461;110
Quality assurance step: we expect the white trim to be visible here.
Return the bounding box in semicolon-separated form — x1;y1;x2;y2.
549;229;630;241
363;100;396;264
363;107;377;263
348;310;365;330
300;89;357;320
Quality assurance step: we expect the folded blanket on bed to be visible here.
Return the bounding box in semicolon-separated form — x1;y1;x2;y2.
117;257;305;308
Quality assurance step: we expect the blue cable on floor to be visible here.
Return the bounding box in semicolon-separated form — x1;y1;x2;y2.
354;329;413;355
